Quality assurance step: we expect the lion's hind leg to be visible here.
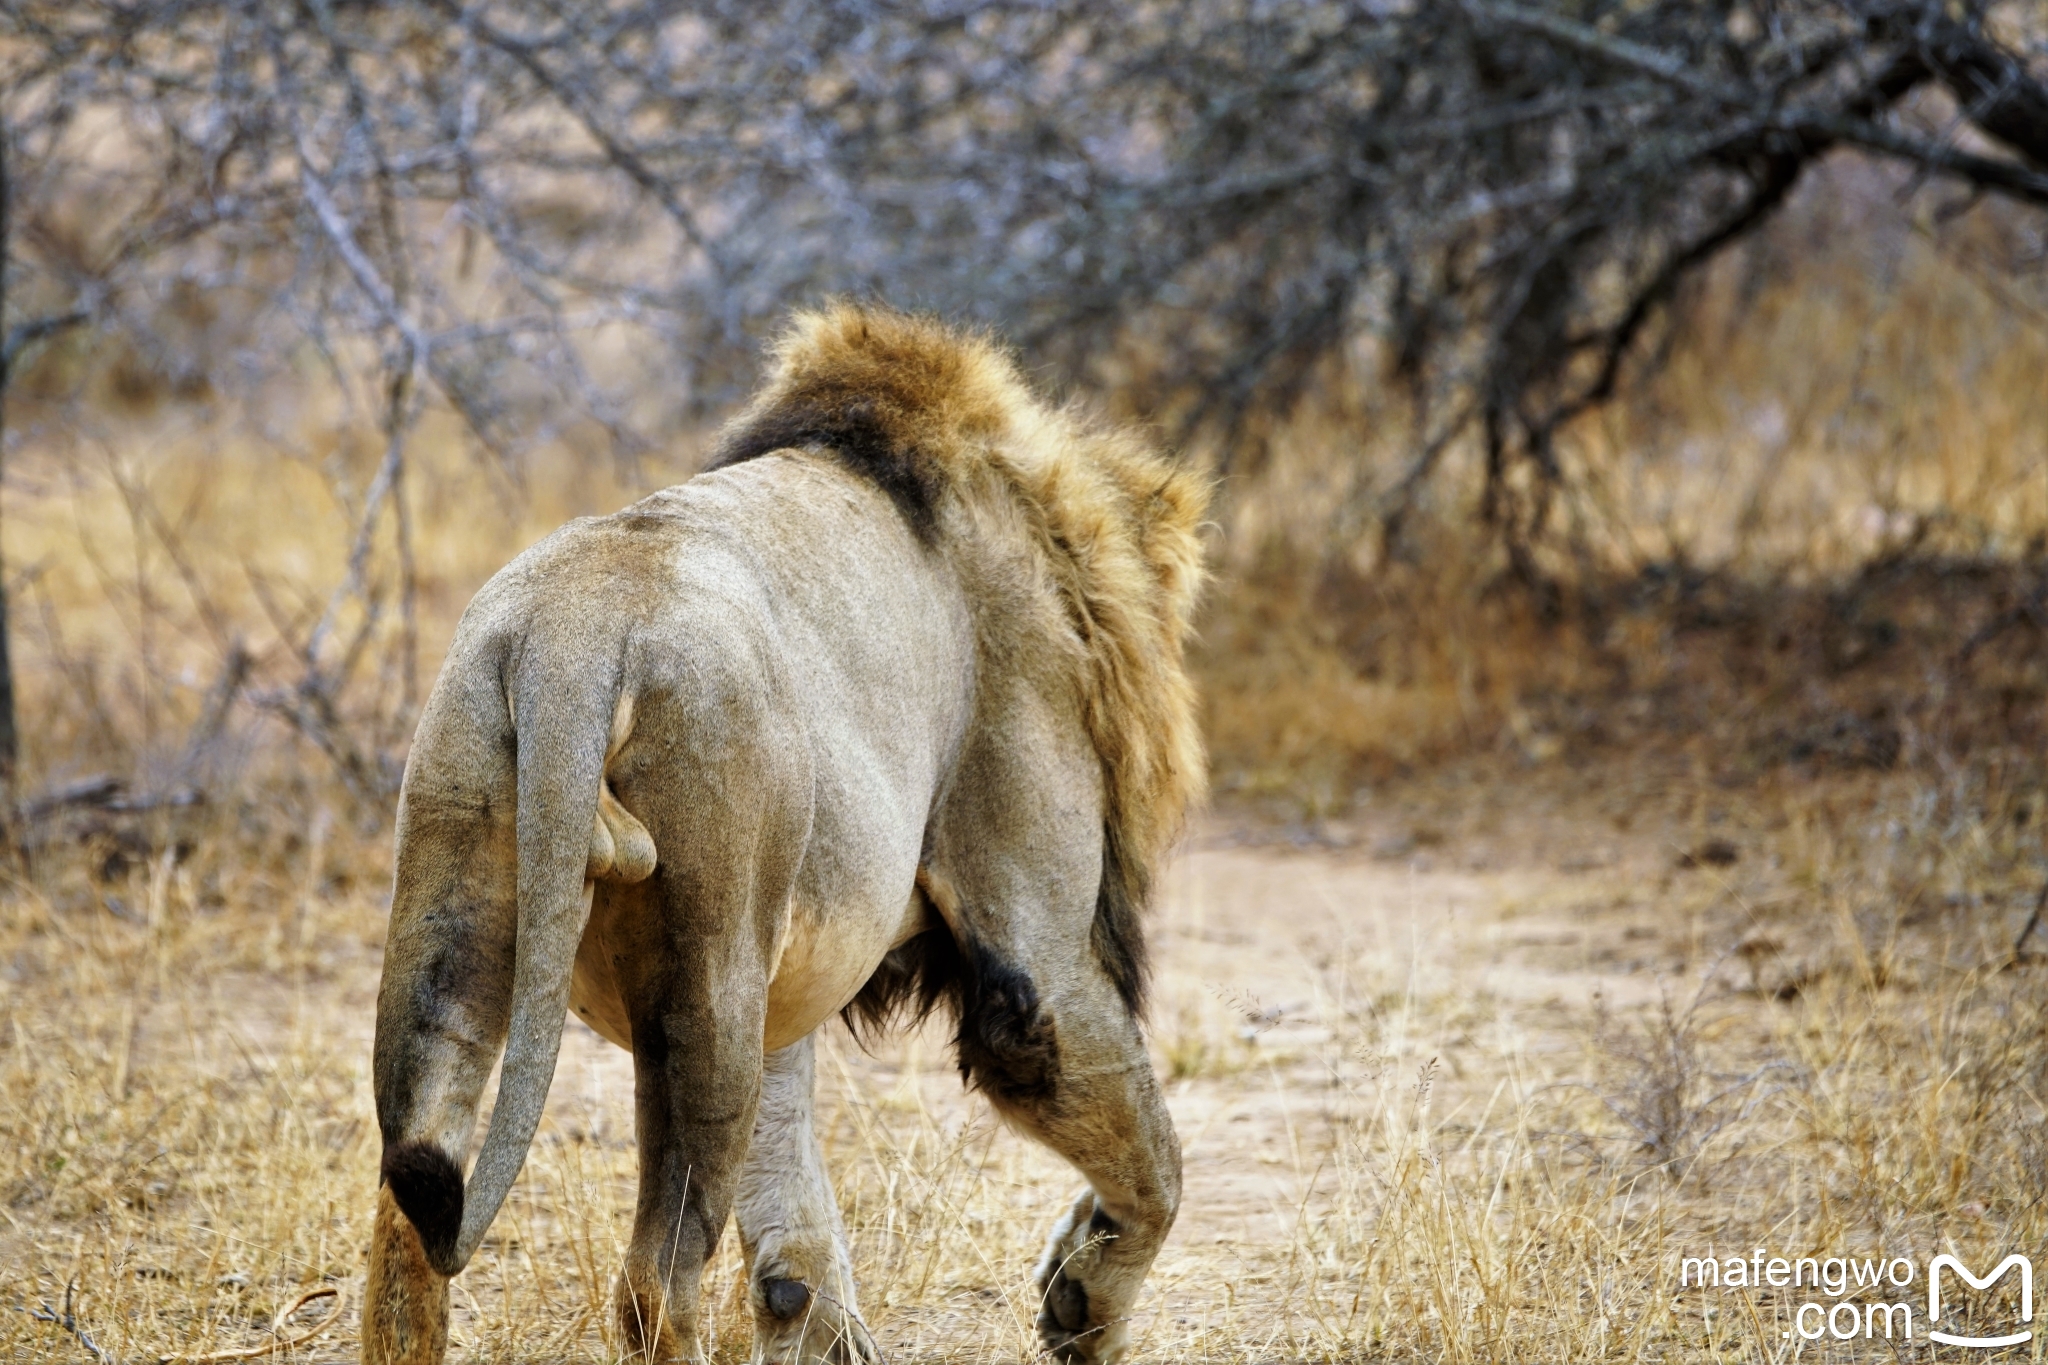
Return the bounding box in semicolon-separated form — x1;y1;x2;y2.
364;1184;451;1365
366;719;520;1363
734;1037;874;1364
603;675;811;1364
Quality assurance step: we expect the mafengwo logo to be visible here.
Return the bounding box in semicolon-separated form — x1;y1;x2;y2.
1928;1255;2031;1349
1679;1250;2034;1346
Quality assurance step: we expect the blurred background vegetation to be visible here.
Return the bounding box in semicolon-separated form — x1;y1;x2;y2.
1;0;2046;829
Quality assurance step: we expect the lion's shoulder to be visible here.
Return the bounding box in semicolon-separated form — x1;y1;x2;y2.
711;303;1213;926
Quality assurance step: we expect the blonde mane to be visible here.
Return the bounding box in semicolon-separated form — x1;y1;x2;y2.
712;303;1210;962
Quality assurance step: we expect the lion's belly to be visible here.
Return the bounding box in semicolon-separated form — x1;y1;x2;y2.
762;890;927;1051
566;886;929;1055
568;923;634;1050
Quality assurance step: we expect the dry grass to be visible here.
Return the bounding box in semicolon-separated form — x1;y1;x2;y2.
7;165;2048;1362
8;764;2048;1362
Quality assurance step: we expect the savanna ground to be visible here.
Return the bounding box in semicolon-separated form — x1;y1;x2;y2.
6;173;2048;1363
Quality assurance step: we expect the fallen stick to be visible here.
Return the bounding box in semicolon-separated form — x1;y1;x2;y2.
158;1285;343;1364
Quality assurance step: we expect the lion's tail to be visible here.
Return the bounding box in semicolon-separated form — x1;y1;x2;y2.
410;639;620;1275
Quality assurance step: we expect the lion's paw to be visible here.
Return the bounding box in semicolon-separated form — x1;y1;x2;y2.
1034;1190;1134;1364
751;1273;876;1365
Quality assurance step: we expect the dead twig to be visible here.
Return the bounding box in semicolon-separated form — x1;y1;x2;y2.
156;1285;342;1364
24;1281;114;1365
2012;880;2048;965
175;642;252;787
19;774;124;821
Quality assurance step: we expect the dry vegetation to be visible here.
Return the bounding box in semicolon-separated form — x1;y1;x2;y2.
1202;164;2048;797
6;140;2048;1365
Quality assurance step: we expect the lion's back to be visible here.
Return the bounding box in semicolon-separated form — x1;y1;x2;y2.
419;451;973;832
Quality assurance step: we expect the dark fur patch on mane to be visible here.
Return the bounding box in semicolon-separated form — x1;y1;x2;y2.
708;389;943;544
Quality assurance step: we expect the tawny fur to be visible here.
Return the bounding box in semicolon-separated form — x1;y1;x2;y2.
371;302;1203;1365
364;1187;450;1365
715;303;1210;921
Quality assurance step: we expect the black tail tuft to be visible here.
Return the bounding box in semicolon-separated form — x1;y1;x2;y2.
382;1139;464;1275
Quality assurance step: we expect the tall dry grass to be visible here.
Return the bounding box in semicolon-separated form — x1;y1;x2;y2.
7;761;2048;1361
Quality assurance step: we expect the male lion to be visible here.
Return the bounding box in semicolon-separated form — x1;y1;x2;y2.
365;304;1207;1365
